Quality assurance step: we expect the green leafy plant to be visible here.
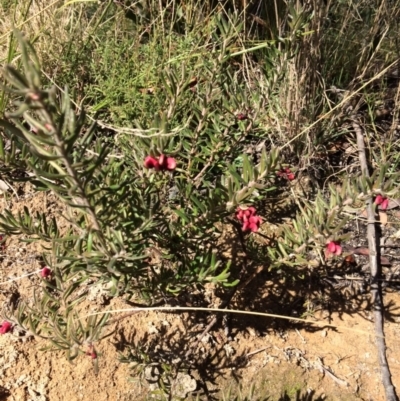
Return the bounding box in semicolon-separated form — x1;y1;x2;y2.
1;1;400;399
0;28;281;362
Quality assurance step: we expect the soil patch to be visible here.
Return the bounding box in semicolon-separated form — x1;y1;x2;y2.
1;184;400;401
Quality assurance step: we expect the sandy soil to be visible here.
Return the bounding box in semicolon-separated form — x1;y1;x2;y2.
1;183;400;401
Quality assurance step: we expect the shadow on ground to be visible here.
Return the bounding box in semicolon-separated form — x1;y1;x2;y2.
278;389;326;401
112;185;400;400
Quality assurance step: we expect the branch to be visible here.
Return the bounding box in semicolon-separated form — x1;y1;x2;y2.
184;218;266;359
353;121;398;401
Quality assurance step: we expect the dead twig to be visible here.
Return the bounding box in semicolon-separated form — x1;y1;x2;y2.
328;275;400;284
106;310;141;326
353;120;398;401
245;347;271;358
315;357;349;387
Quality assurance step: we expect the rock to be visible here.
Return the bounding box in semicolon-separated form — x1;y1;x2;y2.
144;365;160;383
171;373;197;399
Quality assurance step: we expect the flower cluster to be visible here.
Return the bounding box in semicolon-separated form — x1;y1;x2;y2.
375;195;389;210
236;206;262;232
0;321;12;334
325;241;342;258
277;167;295;181
144;154;177;171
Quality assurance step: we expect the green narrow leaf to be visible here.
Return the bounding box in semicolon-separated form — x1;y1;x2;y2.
242;154;252;183
190;194;206;214
173;208;189;223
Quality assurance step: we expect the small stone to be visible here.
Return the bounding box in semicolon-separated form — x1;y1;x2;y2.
247;328;257;337
223;344;235;357
148;382;159;394
201;333;211;344
171;373;197;398
144;366;160;383
147;322;159;334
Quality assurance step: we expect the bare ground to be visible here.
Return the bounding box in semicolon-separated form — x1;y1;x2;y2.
1;183;400;401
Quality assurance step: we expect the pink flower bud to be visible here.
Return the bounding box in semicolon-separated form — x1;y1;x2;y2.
325;241;342;258
166;157;177;171
144;156;160;170
0;321;12;334
375;195;389;210
249;223;259;232
327;241;336;253
381;198;389;210
40;267;52;278
236;209;245;220
243;221;258;232
242;215;262;232
243;207;256;219
242;221;250;231
236;207;258;223
247;207;256;216
158;154;166;168
158;155;177;171
249;215;261;224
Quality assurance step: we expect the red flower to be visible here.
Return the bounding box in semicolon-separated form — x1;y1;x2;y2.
375;195;389;210
0;321;12;334
40;267;52;278
236;206;256;222
277;167;295;181
158;154;177;171
236;209;244;221
144;155;176;171
242;215;262;232
144;156;160;170
325;241;342;258
236;207;262;232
